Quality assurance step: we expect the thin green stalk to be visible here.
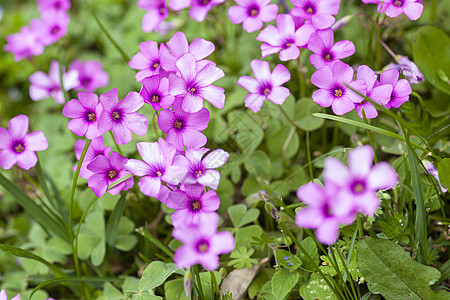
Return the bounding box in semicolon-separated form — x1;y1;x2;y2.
109;131;123;156
297;58;306;98
278;221;344;299
136;227;174;258
329;248;354;300
335;247;358;300
194;265;205;300
362;109;377;163
375;23;382;70
74;196;99;267
345;227;358;283
83;0;130;63
306;131;314;180
69;139;91;299
279;106;299;129
210;271;219;299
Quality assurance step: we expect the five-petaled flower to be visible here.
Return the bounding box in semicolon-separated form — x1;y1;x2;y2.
0;115;48;170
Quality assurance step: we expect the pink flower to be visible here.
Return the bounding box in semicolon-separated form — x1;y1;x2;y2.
87;152;134;197
311;61;367;115
140;75;175;111
228;0;279;33
307;28;355;69
62;92;105;139
73;137;111;180
98;88;147;145
180;148;229;190
69;60;110;92
256;14;314;61
385;56;424;85
169;53;225;113
29;60;79;104
30;10;70;46
0;115;48;170
137;0;169;33
355;65;392;119
129;41;165;82
237;59;291;113
290;0;341;29
125;139;188;199
323;145;397;217
173;213;235;271
166;184;220;227
161;31;215;73
379;69;412;109
36;0;71;12
379;0;423;20
423;161;447;193
158;98;209;151
4;26;45;62
169;0;225;22
295;182;354;245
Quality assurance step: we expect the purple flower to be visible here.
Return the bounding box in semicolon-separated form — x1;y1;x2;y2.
69;60;110;92
0;289;20;300
36;0;71;12
323;145;397;217
379;0;423;20
295;182;354;245
169;0;225;22
30;10;70;46
166;184;220;227
256;14;314;61
379;69;412;109
29;60;79;104
307;28;355;69
169;53;225;113
140;75;175;111
4;26;45;62
137;0;169;33
161;31;215;73
311;61;367;115
0;115;48;170
73;137;111;180
173;213;235;271
385;56;424;85
87;152;134;197
180;148;229;190
129;41;164;82
98;88;147;145
158;97;210;151
228;0;279;33
125;139;187;200
423;161;447;193
290;0;341;29
62;92;104;139
237;59;291;113
355;65;392;119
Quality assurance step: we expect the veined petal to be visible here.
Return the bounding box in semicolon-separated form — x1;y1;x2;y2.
203;149;229;169
9;115;29;140
198;169;221;190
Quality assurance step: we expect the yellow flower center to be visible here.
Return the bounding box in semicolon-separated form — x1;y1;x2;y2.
108;170;118;179
334;89;343;97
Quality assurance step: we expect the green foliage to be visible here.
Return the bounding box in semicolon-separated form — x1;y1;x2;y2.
228;246;258;269
227;204;260;228
271;269;300;300
357;237;448;300
413;26;450;95
299;273;339;300
437;158;450;190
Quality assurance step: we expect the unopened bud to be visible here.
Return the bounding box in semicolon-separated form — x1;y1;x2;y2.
265;202;279;219
332;14;354;31
184;268;193;298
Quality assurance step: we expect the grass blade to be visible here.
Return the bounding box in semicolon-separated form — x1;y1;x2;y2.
0;172;69;242
105;193;126;248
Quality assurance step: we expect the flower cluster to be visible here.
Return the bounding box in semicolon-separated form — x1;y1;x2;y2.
4;0;71;61
362;0;424;20
295;146;398;244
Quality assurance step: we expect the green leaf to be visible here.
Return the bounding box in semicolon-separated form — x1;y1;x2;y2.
294;98;324;131
437;158;450;190
296;237;319;271
413;26;450;95
139;261;178;291
227;204;260;228
357;237;448;300
266;125;300;159
0;172;69;242
105;193;126;248
228;247;258;269
164;272;221;300
244;150;272;179
103;282;124;300
275;249;301;270
299;273;338;300
271;269;299;300
234;225;263;250
0;244;64;277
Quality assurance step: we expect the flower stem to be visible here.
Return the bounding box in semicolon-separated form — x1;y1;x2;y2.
278;221;344;299
69;139;91;297
306;130;314;180
194;265;205;300
362;108;377;164
109;131;123;156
